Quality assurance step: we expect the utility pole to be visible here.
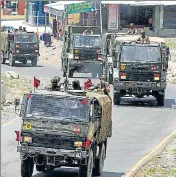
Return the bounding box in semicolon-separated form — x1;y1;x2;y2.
37;11;39;34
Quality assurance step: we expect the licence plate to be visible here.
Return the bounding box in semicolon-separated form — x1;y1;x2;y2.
47;148;57;153
75;152;82;158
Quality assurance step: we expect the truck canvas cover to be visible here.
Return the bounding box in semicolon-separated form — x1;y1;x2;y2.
86;91;112;142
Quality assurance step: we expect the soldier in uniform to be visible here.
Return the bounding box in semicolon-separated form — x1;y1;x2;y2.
127;23;137;35
46;77;61;91
22;27;27;32
136;30;150;43
72;79;81;90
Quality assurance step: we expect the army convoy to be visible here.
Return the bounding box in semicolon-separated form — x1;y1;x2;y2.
14;85;112;177
1;27;39;66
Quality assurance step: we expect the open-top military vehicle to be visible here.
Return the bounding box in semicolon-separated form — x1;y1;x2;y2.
112;35;170;106
61;25;106;79
1;29;39;66
14;88;112;177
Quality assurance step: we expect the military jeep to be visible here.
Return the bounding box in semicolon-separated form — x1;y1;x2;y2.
15;89;112;177
112;35;170;106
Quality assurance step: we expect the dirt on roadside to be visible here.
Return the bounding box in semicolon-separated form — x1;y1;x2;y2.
38;38;62;66
134;136;176;177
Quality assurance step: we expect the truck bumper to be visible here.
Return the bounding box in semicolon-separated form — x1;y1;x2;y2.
13;54;38;60
17;145;87;159
114;81;166;92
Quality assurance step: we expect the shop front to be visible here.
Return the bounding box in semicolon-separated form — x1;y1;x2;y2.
44;3;64;39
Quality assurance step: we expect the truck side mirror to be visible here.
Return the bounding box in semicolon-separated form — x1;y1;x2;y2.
14;98;21;116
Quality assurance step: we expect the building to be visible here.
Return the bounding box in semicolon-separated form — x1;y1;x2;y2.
102;1;176;37
26;0;50;25
1;0;26;20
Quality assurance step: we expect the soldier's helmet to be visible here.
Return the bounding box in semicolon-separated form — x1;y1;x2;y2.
51;77;58;85
130;23;134;28
100;75;105;80
141;30;145;37
72;79;80;88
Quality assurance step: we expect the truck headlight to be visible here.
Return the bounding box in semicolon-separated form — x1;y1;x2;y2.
23;136;32;143
74;141;83;147
74;55;79;59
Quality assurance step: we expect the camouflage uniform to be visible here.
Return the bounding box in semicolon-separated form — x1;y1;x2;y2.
46;77;61;91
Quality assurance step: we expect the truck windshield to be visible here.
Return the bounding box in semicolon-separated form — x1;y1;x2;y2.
72;61;103;78
25;95;89;120
14;33;38;43
120;45;161;62
74;35;101;48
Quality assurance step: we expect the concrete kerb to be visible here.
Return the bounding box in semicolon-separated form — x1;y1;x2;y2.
125;130;176;177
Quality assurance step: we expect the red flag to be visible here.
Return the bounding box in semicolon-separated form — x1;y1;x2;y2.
1;0;4;8
15;131;20;141
33;77;40;88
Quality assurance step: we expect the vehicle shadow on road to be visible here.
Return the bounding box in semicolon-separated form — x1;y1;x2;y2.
32;168;125;177
4;63;44;68
116;98;176;109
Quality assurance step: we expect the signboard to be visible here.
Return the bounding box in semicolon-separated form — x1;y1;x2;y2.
65;2;97;14
108;4;119;32
44;5;63;16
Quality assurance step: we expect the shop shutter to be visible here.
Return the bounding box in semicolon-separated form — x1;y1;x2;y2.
163;6;176;29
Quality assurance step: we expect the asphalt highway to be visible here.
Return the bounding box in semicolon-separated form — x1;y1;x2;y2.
1;62;176;177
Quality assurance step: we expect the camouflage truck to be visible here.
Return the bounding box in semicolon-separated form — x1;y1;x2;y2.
1;29;39;66
14;89;112;177
61;25;106;79
112;35;170;106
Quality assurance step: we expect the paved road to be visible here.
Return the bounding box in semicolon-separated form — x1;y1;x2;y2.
1;63;176;177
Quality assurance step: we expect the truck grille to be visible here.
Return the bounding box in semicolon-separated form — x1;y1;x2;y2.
32;134;75;149
128;72;154;81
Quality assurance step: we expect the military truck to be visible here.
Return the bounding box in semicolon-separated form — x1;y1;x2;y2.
61;25;105;79
112;35;170;106
1;30;39;66
14;89;112;177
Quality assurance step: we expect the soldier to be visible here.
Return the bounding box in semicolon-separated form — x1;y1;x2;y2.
136;30;150;43
72;79;81;90
127;23;137;35
19;26;22;32
46;77;61;91
22;27;27;32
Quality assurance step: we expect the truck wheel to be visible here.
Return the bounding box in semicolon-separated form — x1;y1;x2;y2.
93;143;106;176
157;92;165;106
78;150;93;177
9;53;15;66
1;51;6;64
114;93;121;105
36;165;45;172
21;156;34;177
32;57;37;66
